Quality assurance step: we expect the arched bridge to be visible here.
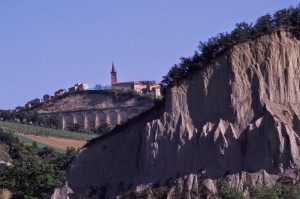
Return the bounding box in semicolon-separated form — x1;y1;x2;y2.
59;106;146;130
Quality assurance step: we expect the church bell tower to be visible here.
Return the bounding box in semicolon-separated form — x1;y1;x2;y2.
111;63;117;85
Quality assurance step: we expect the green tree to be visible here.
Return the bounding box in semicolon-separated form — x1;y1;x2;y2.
31;141;38;149
217;181;244;199
0;110;15;122
291;6;300;26
230;22;253;43
24;110;40;124
273;9;292;27
253;14;273;35
161;64;182;87
37;146;57;160
0;155;64;199
70;123;80;132
94;123;111;135
161;5;300;92
47;115;61;129
37;116;47;127
274;183;300;199
93;84;112;90
250;183;300;199
250;185;279;199
51;147;77;170
0;128;16;145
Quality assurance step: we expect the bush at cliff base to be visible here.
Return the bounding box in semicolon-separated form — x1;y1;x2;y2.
217;181;300;199
0;155;64;199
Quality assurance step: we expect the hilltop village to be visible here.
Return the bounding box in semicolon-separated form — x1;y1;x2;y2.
25;63;161;108
21;64;161;131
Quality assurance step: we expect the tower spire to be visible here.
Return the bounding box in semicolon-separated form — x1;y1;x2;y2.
111;62;116;73
111;62;117;84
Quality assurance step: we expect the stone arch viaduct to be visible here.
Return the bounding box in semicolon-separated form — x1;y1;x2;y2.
33;90;155;130
58;106;146;130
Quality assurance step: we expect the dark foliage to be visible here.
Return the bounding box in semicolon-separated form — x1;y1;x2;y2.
0;128;77;198
93;84;112;90
0;110;61;129
50;147;77;170
216;181;300;199
69;123;81;132
161;4;300;93
0;155;64;199
249;183;300;199
94;123;111;135
217;181;245;199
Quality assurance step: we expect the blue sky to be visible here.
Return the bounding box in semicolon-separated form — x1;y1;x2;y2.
0;1;299;109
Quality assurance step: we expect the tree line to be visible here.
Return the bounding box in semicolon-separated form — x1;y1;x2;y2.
0;109;61;129
161;5;300;92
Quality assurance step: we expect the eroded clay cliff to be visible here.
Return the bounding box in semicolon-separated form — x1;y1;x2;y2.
52;28;300;198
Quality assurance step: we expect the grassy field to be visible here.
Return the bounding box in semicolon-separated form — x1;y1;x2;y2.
14;134;65;153
0;121;97;141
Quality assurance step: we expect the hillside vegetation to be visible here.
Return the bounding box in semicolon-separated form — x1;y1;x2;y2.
0;128;77;198
162;4;300;91
0;121;97;141
0;109;61;129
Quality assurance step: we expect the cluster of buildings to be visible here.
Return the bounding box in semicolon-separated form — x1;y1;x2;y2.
25;63;161;108
110;64;161;98
25;82;89;108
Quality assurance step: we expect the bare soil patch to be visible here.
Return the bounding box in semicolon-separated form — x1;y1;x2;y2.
17;133;86;150
2;189;12;199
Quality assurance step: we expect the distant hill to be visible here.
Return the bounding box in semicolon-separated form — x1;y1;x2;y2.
31;90;156;130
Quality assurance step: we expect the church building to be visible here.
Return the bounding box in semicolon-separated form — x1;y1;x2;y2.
110;63;161;98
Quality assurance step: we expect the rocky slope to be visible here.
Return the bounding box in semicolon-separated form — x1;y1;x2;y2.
34;91;154;114
52;28;300;198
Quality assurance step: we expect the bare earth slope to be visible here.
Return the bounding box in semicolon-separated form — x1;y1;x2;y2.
53;28;300;198
34;90;154;114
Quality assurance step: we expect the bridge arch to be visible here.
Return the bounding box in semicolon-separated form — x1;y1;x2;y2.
108;111;118;126
96;111;107;127
119;111;128;124
86;112;96;130
63;114;73;129
75;113;84;128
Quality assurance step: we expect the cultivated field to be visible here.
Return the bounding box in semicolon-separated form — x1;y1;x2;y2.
16;133;86;150
0;121;96;152
0;121;97;140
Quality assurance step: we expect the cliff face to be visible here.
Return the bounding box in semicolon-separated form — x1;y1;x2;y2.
53;29;300;198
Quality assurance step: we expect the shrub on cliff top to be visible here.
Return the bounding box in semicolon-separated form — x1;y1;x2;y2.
161;4;300;93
